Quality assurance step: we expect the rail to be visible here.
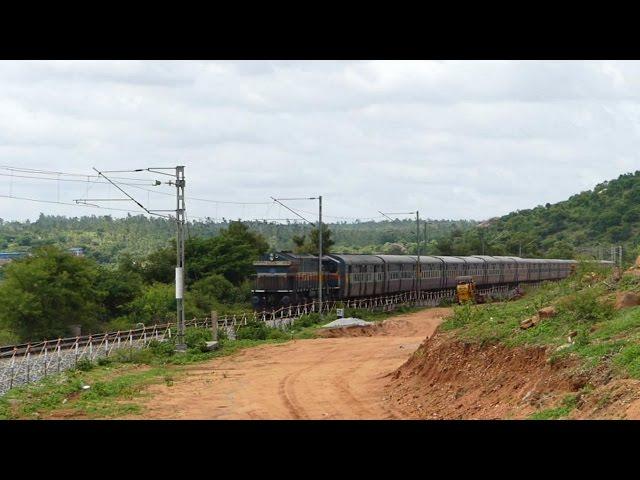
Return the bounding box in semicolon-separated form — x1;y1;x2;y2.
0;282;532;396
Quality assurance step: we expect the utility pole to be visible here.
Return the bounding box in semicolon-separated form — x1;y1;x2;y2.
318;195;323;309
174;166;187;351
379;209;420;298
271;196;322;308
85;166;187;352
416;210;420;297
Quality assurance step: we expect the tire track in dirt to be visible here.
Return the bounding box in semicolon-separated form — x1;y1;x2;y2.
122;307;449;420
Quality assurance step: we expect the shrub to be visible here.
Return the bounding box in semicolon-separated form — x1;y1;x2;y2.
148;339;175;357
236;321;269;340
292;313;322;329
96;356;112;366
442;303;481;330
267;328;289;340
75;359;94;372
613;344;640;378
184;328;212;352
559;289;614;324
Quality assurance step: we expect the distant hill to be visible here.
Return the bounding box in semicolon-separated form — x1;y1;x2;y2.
438;171;640;263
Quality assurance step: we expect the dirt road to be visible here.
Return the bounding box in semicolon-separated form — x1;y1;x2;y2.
129;308;450;420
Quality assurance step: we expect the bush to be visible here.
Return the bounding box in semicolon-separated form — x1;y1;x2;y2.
236;321;269;340
267;328;289;340
559;289;614;324
148;339;175;357
614;344;640;378
292;313;322;329
184;328;213;352
96;356;112;366
75;359;94;372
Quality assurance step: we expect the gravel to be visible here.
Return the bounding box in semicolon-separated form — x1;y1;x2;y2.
320;317;374;329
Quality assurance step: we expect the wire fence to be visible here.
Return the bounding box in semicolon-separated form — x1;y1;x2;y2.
0;282;531;396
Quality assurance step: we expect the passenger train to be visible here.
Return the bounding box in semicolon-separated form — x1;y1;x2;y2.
251;252;584;310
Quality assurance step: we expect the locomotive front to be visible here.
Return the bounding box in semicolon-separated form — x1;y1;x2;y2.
251;252;298;310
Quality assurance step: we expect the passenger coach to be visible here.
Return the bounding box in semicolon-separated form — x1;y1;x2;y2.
251;252;584;310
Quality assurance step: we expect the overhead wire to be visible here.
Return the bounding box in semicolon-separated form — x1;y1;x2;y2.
0;168;272;205
2;164;409;224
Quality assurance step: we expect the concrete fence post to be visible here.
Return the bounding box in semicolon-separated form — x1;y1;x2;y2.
43;344;48;378
211;311;218;341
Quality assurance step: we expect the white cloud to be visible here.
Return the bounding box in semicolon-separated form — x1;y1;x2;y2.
1;60;640;222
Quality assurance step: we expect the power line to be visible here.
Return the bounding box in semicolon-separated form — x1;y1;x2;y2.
0;172;155;186
0;169;272;206
0;166;155;182
0;193;144;214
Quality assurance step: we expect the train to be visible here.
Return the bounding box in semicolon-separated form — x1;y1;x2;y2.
251;252;590;310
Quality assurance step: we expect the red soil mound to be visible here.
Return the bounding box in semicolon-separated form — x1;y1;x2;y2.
385;332;585;419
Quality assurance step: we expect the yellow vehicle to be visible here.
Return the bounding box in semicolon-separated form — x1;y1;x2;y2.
456;276;481;304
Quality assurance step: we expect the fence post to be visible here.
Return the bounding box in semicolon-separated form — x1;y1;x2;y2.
43;342;48;378
26;349;31;383
57;342;61;373
211;311;218;341
9;349;16;389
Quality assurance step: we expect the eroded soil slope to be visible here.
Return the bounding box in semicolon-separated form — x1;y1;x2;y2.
387;331;640;419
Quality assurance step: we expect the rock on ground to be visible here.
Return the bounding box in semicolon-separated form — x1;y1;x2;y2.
615;291;640;310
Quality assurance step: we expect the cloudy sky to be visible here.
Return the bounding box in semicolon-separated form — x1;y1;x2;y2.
1;60;639;223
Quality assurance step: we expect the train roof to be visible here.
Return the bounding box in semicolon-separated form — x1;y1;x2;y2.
277;252;578;265
376;255;418;264
329;254;384;265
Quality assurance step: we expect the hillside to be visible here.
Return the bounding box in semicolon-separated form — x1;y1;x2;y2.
439;171;640;262
389;262;640;419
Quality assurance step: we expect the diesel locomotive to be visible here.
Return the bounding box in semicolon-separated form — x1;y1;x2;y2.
250;252;583;310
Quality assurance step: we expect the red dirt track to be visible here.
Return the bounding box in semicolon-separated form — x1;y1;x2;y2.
127;308;450;419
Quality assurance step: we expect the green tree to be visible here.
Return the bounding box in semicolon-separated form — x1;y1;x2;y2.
126;282;176;324
95;265;144;321
294;225;335;254
139;246;175;284
185;222;269;284
0;246;103;341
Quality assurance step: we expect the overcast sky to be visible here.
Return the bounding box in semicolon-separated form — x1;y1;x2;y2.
1;60;639;223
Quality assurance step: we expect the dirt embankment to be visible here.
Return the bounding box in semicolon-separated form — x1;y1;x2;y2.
386;331;640;419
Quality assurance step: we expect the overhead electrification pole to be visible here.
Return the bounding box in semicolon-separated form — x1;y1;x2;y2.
416;210;420;298
271;195;322;309
318;195;323;308
174;166;187;351
87;165;187;352
379;209;421;299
